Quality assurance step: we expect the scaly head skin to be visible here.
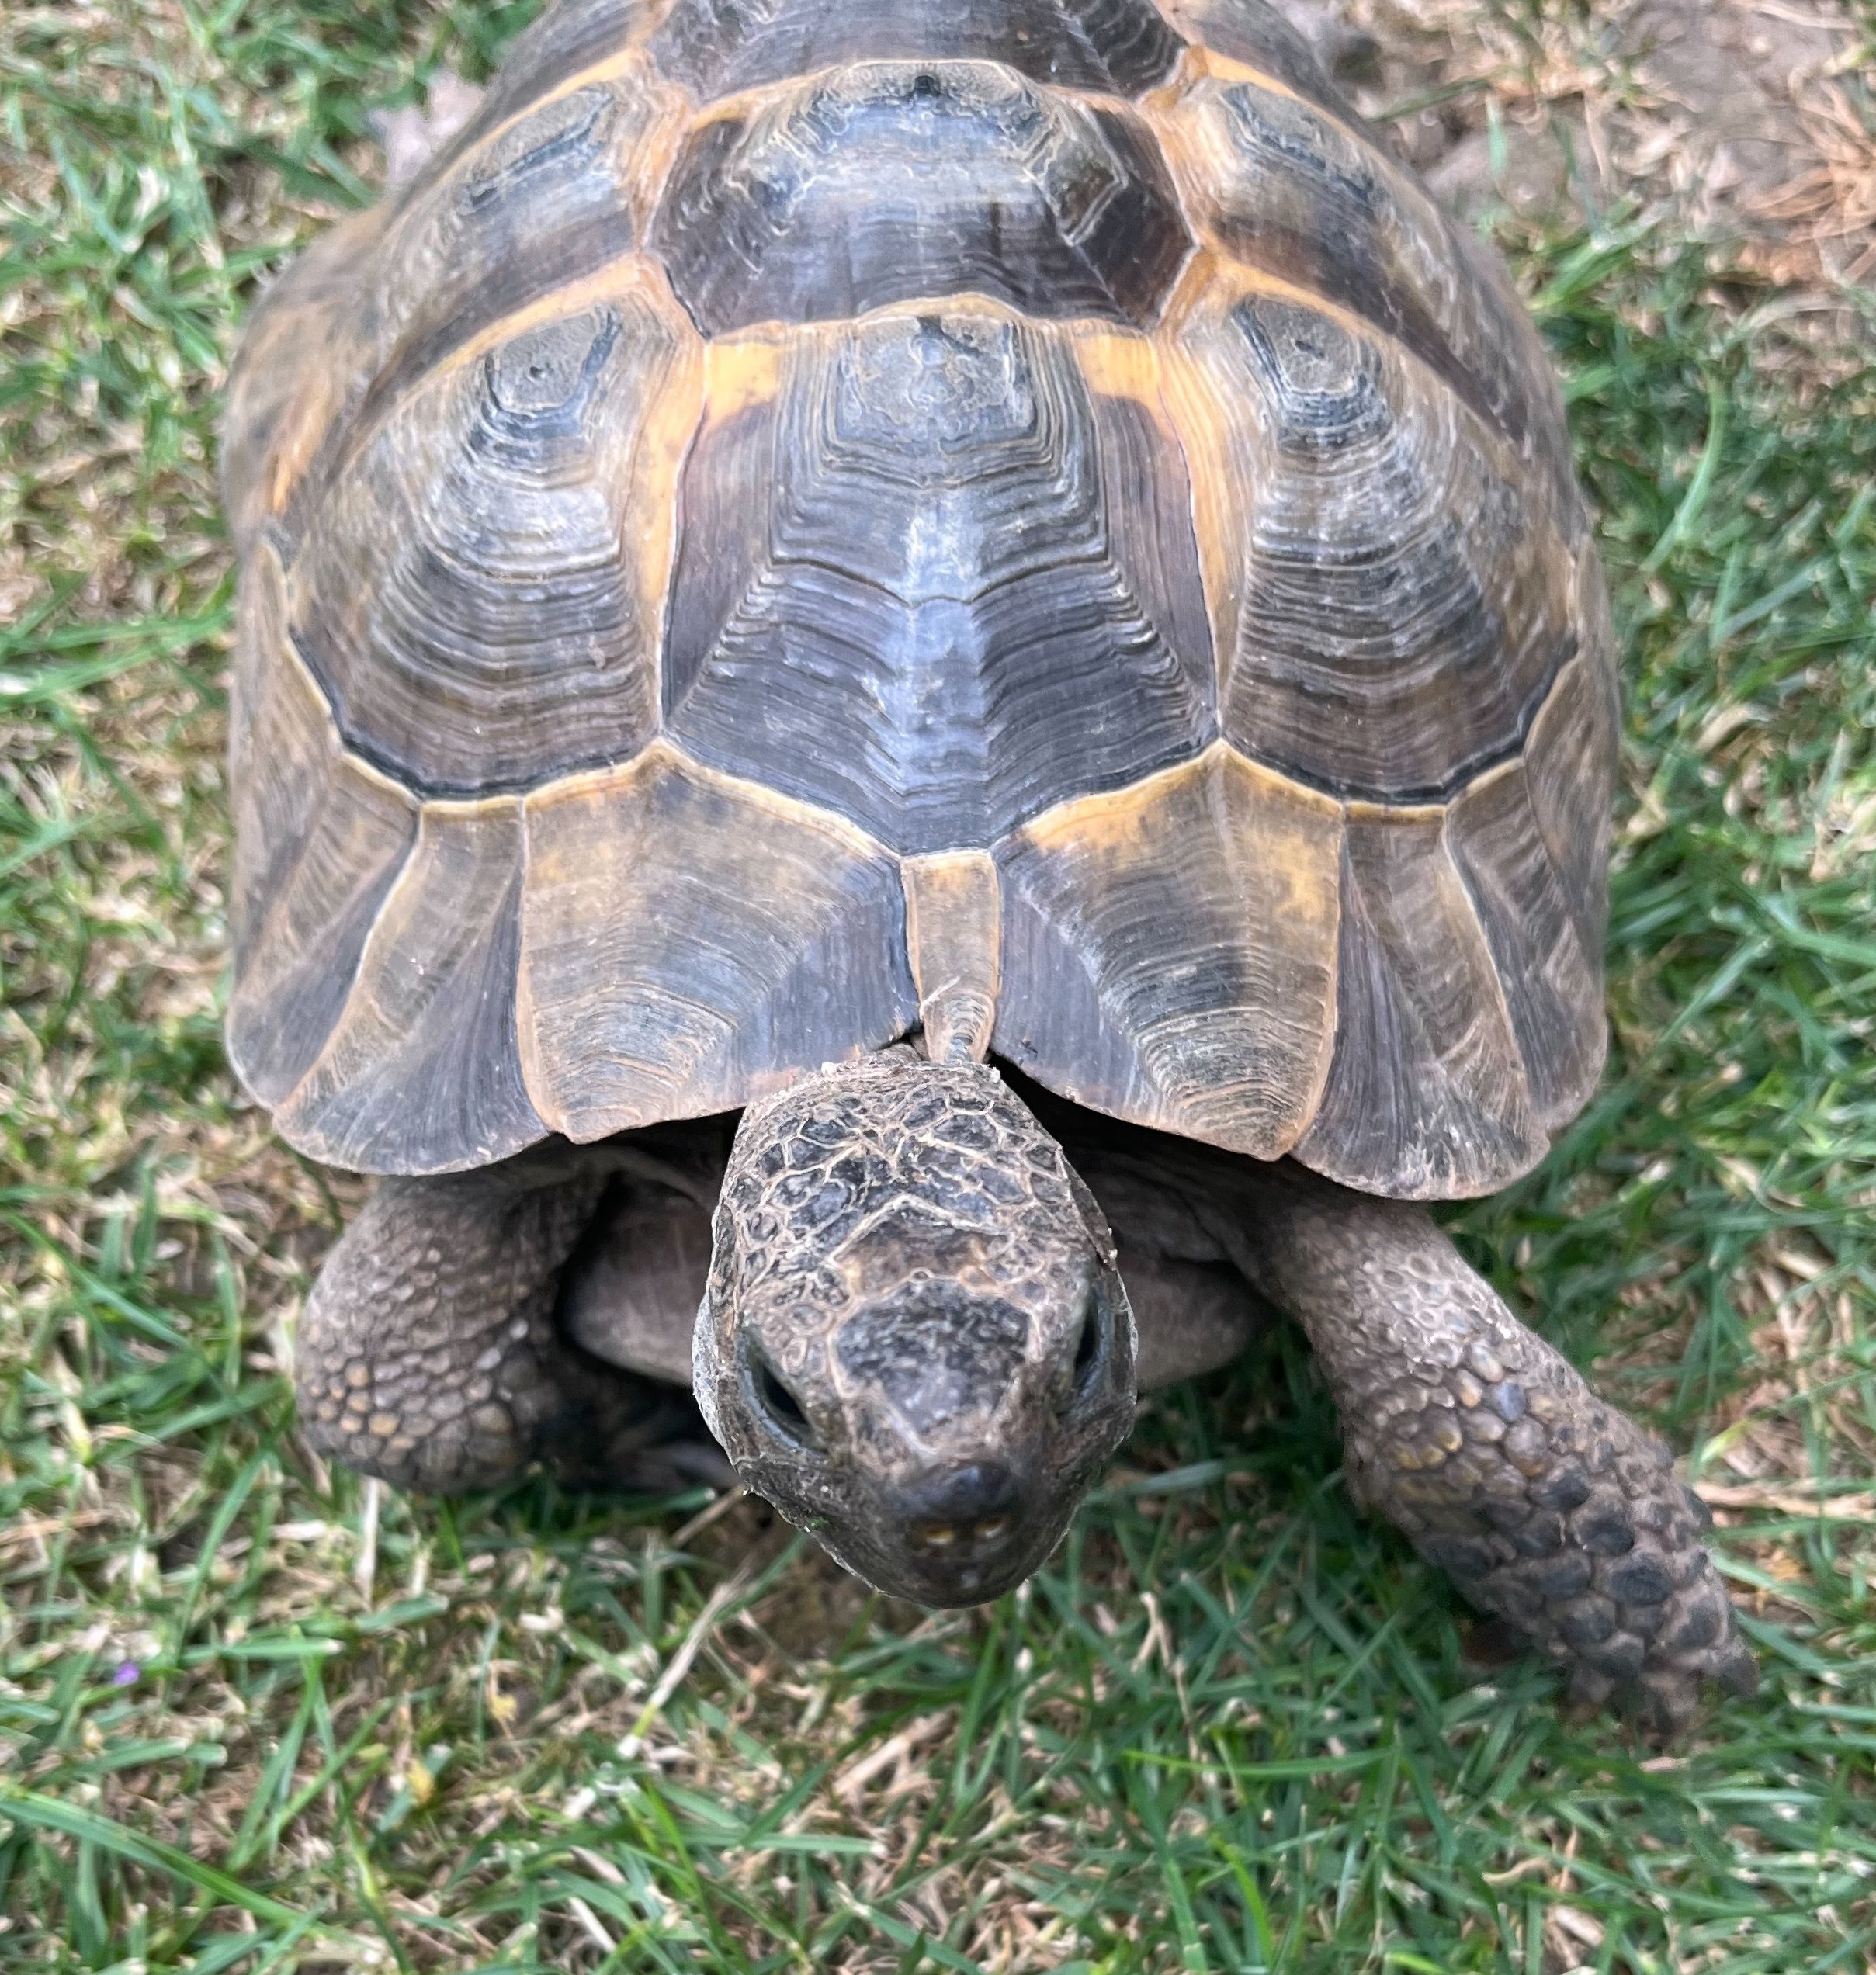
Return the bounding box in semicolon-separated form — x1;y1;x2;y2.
693;1054;1135;1605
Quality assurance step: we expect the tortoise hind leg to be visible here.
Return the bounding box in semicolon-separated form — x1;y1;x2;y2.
1226;1166;1755;1734
296;1156;715;1497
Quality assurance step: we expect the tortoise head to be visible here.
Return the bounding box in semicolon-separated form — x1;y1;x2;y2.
692;1054;1135;1606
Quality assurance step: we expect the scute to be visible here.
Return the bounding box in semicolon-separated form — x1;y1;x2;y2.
1153;71;1582;521
290;272;698;796
664;307;1215;851
232;57;686;560
1444;760;1604;1129
225;0;1618;1197
275;803;547;1173
517;750;918;1142
994;750;1342;1162
220;210;386;557
225;550;420;1111
650;62;1193;334
446;0;647;147
1159;0;1364;114
303;80;651;516
1168;286;1577;802
649;0;1185;100
1524;572;1620;959
1295;810;1546;1197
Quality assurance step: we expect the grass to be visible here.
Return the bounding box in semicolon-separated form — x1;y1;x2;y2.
2;1;1874;1969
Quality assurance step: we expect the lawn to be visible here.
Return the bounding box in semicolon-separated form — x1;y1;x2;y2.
2;2;1874;1970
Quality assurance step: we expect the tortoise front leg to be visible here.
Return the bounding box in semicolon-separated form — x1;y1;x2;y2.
296;1158;709;1496
1229;1169;1756;1732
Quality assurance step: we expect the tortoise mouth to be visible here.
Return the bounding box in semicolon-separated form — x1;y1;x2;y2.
867;1533;1048;1609
736;1371;1135;1607
872;1457;1039;1606
787;1458;1066;1609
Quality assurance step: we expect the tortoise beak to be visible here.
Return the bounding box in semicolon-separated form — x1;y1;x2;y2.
876;1457;1037;1606
726;1440;1066;1607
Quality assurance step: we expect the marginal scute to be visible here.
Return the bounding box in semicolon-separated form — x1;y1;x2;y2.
664;307;1215;851
649;0;1185;100
517;748;917;1142
466;80;631;203
276;802;548;1175
424;0;649;171
220;209;390;554
1164;284;1576;802
650;62;1194;335
996;748;1341;1159
226;556;418;1110
227;545;326;952
1524;570;1621;958
1150;71;1582;522
1157;0;1361;116
290;272;700;797
1445;761;1605;1129
227;750;416;1107
1296;809;1545;1197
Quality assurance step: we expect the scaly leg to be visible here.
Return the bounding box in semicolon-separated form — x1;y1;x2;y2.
1222;1165;1754;1731
296;1153;715;1495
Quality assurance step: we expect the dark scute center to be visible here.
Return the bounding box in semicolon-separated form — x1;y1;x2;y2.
837;1287;1028;1431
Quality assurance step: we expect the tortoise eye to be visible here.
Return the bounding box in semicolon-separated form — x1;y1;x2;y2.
1065;1286;1108;1412
749;1349;822;1454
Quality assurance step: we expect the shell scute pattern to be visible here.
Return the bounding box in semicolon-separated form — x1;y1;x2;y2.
463;82;622;210
225;0;1615;1197
1183;289;1580;803
225;553;420;1110
649;61;1194;335
1156;0;1359;113
273;64;682;560
650;0;1187;102
513;750;917;1145
276;803;544;1175
290;285;693;796
446;0;654;146
664;305;1215;851
1155;71;1576;489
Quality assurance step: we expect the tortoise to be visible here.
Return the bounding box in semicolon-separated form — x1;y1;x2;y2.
221;0;1754;1727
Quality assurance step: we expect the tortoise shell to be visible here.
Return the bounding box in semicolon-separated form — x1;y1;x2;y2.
221;0;1617;1199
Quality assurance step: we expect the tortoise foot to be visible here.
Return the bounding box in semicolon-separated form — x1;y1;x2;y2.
296;1160;709;1498
1225;1166;1756;1735
1417;1425;1757;1737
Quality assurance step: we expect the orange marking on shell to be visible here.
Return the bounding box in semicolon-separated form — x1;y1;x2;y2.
1068;327;1163;407
702;334;788;421
902;852;1002;1065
